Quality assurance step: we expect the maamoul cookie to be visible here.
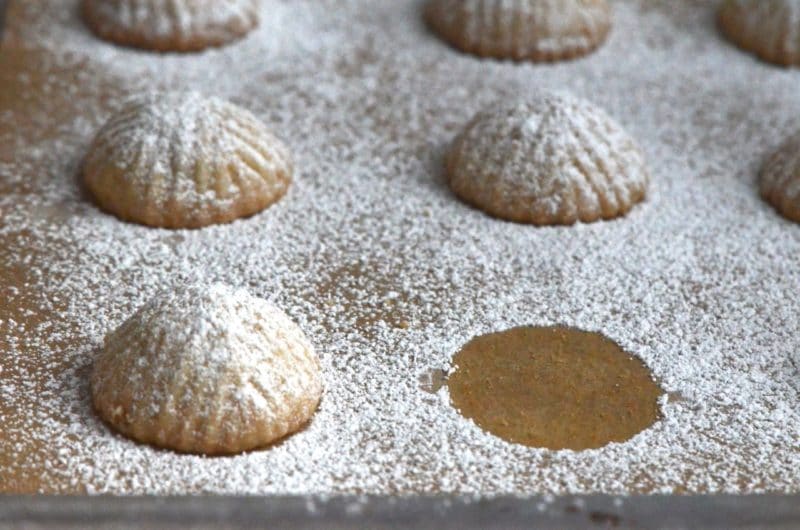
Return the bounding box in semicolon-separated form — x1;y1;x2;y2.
82;0;260;52
83;91;292;229
91;283;323;455
718;0;800;66
760;134;800;222
424;0;612;62
446;93;649;225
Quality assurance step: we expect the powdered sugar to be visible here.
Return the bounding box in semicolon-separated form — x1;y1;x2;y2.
0;0;799;495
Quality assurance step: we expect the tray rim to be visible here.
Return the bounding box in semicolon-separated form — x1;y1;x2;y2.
2;494;800;529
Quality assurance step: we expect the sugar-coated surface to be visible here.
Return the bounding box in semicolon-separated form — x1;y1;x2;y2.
425;0;611;59
83;0;259;44
0;0;799;495
718;0;800;69
83;90;293;228
91;282;323;455
445;94;648;224
760;132;800;222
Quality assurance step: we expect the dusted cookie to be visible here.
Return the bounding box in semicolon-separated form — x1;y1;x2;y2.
83;91;292;229
760;134;800;222
446;93;648;225
424;0;611;62
719;0;800;66
91;283;323;455
82;0;260;52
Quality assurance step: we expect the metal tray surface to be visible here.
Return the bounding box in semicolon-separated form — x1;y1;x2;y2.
2;495;800;530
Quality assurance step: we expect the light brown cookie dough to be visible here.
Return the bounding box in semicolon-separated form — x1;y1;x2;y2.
424;0;612;62
445;92;649;225
760;134;800;222
82;0;260;52
90;283;324;455
719;0;800;67
83;91;293;229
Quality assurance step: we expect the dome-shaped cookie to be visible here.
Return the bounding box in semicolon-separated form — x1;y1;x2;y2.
760;134;800;222
719;0;800;66
91;283;323;455
424;0;612;62
446;93;649;225
83;91;292;229
82;0;260;52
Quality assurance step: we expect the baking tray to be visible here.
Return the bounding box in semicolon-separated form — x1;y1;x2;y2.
1;1;799;527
